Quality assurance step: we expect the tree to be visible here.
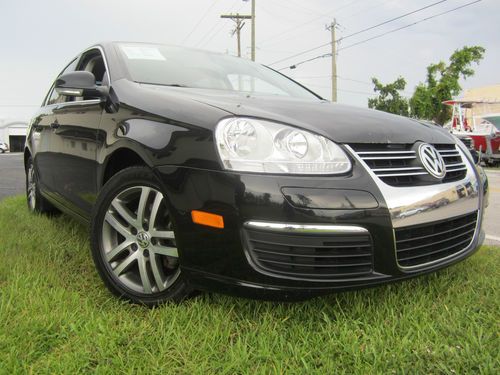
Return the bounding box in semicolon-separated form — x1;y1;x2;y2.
409;46;485;124
368;77;409;116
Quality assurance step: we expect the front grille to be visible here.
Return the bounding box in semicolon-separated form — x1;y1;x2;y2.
244;228;373;279
395;212;477;267
350;143;467;186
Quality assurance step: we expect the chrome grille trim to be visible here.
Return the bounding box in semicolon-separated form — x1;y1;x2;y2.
356;150;415;155
371;167;424;172
348;144;467;185
373;171;428;177
360;155;416;160
344;144;480;229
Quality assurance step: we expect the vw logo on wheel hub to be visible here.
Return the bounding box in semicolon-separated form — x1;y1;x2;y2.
136;231;151;248
418;143;446;179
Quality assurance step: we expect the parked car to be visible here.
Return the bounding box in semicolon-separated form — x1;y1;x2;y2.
0;140;9;153
24;42;489;305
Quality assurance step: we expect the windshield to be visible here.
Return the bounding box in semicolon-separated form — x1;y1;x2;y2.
483;116;500;131
115;43;319;100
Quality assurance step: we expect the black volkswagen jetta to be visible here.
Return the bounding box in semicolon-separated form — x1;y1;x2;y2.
25;42;488;305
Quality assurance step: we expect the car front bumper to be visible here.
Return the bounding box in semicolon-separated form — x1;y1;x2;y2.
153;146;487;300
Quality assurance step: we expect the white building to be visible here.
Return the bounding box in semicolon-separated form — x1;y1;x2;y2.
0;118;28;152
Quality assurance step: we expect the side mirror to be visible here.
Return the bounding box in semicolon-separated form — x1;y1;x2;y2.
55;71;108;99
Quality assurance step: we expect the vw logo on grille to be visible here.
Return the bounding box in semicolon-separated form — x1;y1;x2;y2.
418;143;446;179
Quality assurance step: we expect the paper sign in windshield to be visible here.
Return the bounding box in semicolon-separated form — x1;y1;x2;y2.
121;46;166;61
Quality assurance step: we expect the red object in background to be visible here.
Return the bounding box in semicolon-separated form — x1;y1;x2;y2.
469;134;500;155
469;134;488;152
490;134;500;153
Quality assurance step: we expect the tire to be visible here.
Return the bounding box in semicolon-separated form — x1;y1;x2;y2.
26;156;59;214
90;166;192;306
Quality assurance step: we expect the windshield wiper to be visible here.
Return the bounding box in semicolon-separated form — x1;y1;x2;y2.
136;82;189;88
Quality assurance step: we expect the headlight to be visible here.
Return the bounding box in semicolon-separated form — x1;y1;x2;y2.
215;117;351;174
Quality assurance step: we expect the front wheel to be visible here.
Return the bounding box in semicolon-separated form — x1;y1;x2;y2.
90;167;192;306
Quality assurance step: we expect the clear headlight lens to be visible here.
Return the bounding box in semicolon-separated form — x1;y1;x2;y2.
215;117;351;174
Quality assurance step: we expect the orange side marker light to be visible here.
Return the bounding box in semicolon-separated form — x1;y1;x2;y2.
191;210;224;229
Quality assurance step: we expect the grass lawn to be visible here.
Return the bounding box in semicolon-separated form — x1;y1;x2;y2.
0;196;498;374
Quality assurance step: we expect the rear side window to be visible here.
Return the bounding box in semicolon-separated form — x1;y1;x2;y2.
45;58;79;106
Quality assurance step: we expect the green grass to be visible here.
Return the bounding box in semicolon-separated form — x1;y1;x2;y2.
0;196;498;374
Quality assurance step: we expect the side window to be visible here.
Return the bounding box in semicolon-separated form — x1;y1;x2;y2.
45;58;79;106
74;49;108;101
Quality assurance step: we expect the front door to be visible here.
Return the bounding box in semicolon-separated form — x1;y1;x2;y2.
50;48;109;218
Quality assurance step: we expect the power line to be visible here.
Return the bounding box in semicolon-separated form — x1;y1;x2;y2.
293;75;413;95
341;0;392;21
339;0;448;42
195;0;242;48
293;74;372;85
305;83;380;97
277;53;330;71
195;18;226;47
268;0;449;67
338;0;481;52
182;0;221;45
277;0;482;70
269;42;330;66
277;0;323;17
259;0;362;48
220;14;252;57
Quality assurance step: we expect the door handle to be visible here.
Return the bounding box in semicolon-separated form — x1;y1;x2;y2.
50;121;60;129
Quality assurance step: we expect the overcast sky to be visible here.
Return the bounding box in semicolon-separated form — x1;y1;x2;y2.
0;0;498;120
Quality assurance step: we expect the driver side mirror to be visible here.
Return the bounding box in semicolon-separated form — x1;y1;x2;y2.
55;71;109;99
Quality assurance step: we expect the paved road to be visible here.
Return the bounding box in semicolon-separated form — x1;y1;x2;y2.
0;152;498;244
0;153;24;201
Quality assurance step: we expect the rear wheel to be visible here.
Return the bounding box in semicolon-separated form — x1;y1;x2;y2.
26;156;58;214
90;167;191;306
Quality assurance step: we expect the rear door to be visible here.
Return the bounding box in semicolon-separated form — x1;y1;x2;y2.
50;48;109;218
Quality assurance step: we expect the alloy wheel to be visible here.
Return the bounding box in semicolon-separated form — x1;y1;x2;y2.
101;186;180;294
27;163;37;211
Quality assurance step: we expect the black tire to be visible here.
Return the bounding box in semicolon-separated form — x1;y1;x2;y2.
90;166;192;306
26;156;59;214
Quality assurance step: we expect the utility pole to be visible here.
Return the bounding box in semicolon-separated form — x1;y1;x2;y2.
221;14;252;57
327;19;338;102
251;0;256;61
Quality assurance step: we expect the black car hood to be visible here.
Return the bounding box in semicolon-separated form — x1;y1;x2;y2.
142;85;455;144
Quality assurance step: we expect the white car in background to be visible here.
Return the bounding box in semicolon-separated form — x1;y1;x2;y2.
0;141;9;153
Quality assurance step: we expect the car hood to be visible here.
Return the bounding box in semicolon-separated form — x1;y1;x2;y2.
140;85;455;145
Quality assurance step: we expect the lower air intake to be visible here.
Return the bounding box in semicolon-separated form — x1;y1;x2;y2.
244;227;373;280
395;212;477;268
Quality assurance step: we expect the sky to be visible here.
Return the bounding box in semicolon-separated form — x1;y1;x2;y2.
0;0;498;120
